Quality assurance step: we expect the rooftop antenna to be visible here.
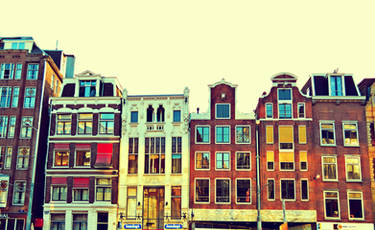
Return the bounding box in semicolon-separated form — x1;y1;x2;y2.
56;40;58;50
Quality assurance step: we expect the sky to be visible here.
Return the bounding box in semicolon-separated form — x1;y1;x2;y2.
2;0;375;113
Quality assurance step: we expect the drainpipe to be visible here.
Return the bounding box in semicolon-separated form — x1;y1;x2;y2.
256;119;262;230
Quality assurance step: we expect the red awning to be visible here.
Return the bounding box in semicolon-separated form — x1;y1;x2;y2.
95;143;113;167
75;144;91;150
51;177;67;184
97;143;113;153
54;143;69;150
73;178;89;188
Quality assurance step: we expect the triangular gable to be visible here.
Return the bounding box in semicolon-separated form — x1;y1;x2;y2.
271;72;298;83
75;70;101;78
208;78;238;88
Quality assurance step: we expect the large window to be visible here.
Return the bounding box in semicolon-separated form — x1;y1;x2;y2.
343;122;359;146
267;179;275;200
73;178;89;201
73;214;87;230
171;186;181;219
322;156;337;181
144;137;165;174
51;214;65;230
79;80;96;97
195;179;209;203
54;150;69;167
99;113;114;134
78;114;93;135
0;63;14;79
172;137;182;173
56;114;71;135
0;116;8;138
279;126;293;150
26;64;39;80
278;89;292;119
52;185;67;201
280;179;295;200
280;152;294;170
216;104;230;119
324;191;340;219
320;121;335;145
196;152;209;170
0;87;12;108
23;87;36;108
348;192;364;220
96;178;111;201
265;103;273;119
14;64;22;79
127;187;137;219
173;110;181;122
236;179;251;204
16;147;29;170
128;138;138;174
12;181;26;205
345;155;361;181
196;126;209;143
330;75;343;96
216;152;230;170
216;126;230;144
75;148;91;167
216;179;230;203
11;87;19;108
236;152;250;170
236;126;250;144
20;117;33;138
7;116;16;138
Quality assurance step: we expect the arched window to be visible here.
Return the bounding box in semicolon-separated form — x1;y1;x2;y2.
147;105;154;122
157;105;165;122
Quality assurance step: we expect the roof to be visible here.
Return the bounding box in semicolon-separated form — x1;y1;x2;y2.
44;50;63;68
271;72;298;82
208;78;238;88
0;36;33;40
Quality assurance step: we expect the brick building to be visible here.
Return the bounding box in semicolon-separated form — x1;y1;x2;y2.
0;37;70;230
302;73;374;229
43;70;123;230
189;79;256;229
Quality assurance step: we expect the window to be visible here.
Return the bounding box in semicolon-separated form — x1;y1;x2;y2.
52;185;67;201
348;192;364;220
236;152;250;170
345;155;361;181
97;213;108;230
196;126;209;143
297;103;305;118
216;104;230;119
16;219;24;230
236;126;250;144
216;179;230;203
280;152;294;170
56;114;71;135
75;149;91;167
322;156;338;181
12;181;26;205
11;42;24;49
73;214;87;230
266;151;274;170
79;80;96;97
146;105;154;122
216;126;230;144
266;126;274;144
14;64;22;79
278;89;292;119
300;151;307;171
0;177;9;207
172;137;182;173
173;110;181;122
23;87;36;108
26;64;39;80
265;103;273;118
267;179;275;200
78;114;93;135
196;152;210;170
7;116;15;138
216;152;230;170
320;121;335;145
298;125;306;144
330;75;343;96
11;87;19;108
0;87;12;108
95;143;113;167
280;179;295;200
128;138;138;174
130;111;138;123
343;122;359;146
195;179;209;203
279;126;293;150
99;113;114;134
144;137;165;174
156;105;165;122
324;191;340;219
96;178;111;201
0;63;14;79
16;147;29;170
20;117;33;138
236;179;251;203
4;147;12;169
301;179;309;201
54;150;69;167
0;116;8;138
73;178;89;201
51;214;65;230
127;187;137;219
171;186;181;219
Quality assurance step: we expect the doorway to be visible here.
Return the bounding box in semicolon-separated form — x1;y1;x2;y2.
143;187;164;229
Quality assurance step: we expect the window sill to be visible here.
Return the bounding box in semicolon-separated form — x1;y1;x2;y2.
322;179;339;182
280;169;295;171
195;168;210;171
324;217;340;220
348;218;365;221
236;168;251;171
320;144;336;147
52;166;69;169
343;145;360;148
215;201;231;205
235;202;251;205
215;168;231;171
346;180;362;182
194;201;210;204
215;142;231;145
235;142;251;145
195;142;210;145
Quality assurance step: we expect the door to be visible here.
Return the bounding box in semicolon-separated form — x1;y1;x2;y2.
143;187;164;230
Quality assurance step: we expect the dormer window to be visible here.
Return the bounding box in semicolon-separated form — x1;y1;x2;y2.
79;80;96;97
330;75;343;96
278;89;292;119
216;104;230;119
11;42;25;50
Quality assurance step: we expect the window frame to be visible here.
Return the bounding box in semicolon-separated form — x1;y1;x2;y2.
266;125;274;144
279;151;295;171
195;125;210;144
130;111;138;123
173;110;181;123
23;87;36;108
96;178;112;202
266;151;275;171
278;125;294;151
56;114;71;135
345;155;362;182
235;178;251;204
235;151;251;171
215;151;230;171
26;63;39;80
300;179;309;201
128;137;138;174
195;178;210;204
77;113;93;135
171;186;182;219
126;187;137;219
297;103;305;118
265;103;273;119
12;180;26;205
11;86;19;108
299;151;308;171
20;117;33;139
74;148;91;168
298;125;307;144
16;147;30;170
280;179;296;201
342;121;359;147
215;125;230;144
215;178;231;204
0;63;14;79
322;155;338;182
215;103;231;119
0;116;8;138
195;151;210;170
323;190;340;220
277;88;293;119
347;191;364;220
99;113;114;135
51;185;67;202
267;179;275;201
320;121;336;146
329;75;344;96
73;188;89;202
171;136;182;174
0;86;12;108
235;125;251;144
53;149;69;168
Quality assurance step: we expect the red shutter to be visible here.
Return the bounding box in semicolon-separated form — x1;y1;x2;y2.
51;177;67;184
73;178;89;188
54;143;69;150
75;144;91;149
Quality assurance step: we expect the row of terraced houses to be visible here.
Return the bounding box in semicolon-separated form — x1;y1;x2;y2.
1;37;375;230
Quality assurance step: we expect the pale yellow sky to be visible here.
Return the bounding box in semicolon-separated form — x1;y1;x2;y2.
2;0;375;113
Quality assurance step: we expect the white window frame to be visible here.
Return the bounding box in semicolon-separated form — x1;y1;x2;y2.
323;190;340;220
215;125;230;144
266;125;274;144
235;151;251;171
267;179;275;201
215;178;231;204
322;155;338;182
329;75;345;96
56;114;71;135
74;148;91;168
215;103;231;119
96;178;112;202
319;120;336;146
16;147;29;170
51;184;67;202
342;121;359;147
265;103;273;119
195;125;210;144
298;125;307;144
300;179;309;201
347;191;364;220
299;151;308;171
279;151;295;171
194;178;210;204
235;125;251;144
280;179;296;201
20;116;33;139
297;103;305;118
277;88;293;119
26;63;39;80
278;125;294;151
195;151;210;171
266;151;275;171
53;149;69;168
23;87;36;108
235;178;251;204
345;155;362;182
215;151;230;171
12;180;26;205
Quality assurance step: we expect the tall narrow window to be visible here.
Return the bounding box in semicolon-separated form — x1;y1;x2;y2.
236;179;251;203
195;179;209;203
216;179;230;203
56;114;71;135
216;152;230;170
216;104;230;119
173;110;181;122
79;80;96;97
267;179;275;200
172;137;182;173
99;113;114;134
128;138;138;174
73;178;89;201
16;147;29;169
0;63;14;79
279;126;293;150
130;111;138;123
73;214;87;230
265;103;273;118
348;192;364;220
51;178;67;201
14;64;22;80
7;116;15;138
330;75;343;96
216;126;230;144
278;89;292;119
320;121;335;145
236;152;250;170
24;87;36;108
156;105;165;122
26;64;39;80
4;147;12;169
322;156;337;181
324;191;340;219
236;126;250;144
0;116;8;138
0;87;12;108
343;122;359;146
146;105;154;122
75;145;91;167
281;179;295;200
266;126;274;144
297;103;305;118
96;178;111;201
20;117;33;138
345;155;361;181
126;187;137;219
144;137;165;174
171;186;181;219
12;181;26;205
300;151;307;171
51;214;65;230
298;125;307;144
196;152;210;170
11;87;19;108
266;151;274;170
301;179;309;201
78;114;93;135
97;213;108;230
196;126;210;143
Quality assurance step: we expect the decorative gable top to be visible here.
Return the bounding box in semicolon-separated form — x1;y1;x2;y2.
208;78;238;88
75;70;102;78
271;72;298;83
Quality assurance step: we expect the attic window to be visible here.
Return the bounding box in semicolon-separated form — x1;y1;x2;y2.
330;76;343;96
79;80;96;97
